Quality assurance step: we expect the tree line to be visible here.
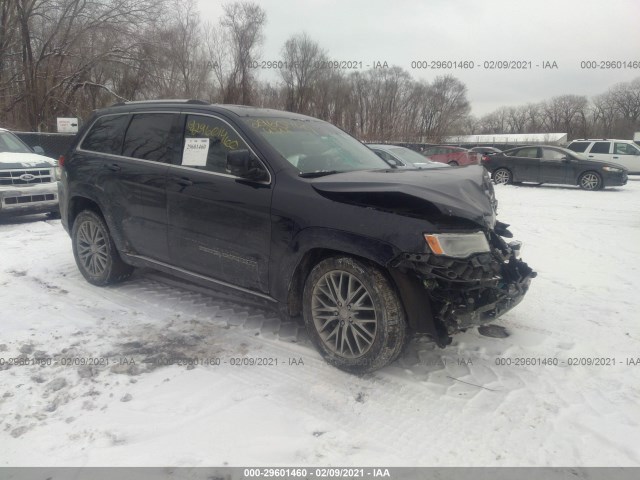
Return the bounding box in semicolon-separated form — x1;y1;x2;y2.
1;0;638;142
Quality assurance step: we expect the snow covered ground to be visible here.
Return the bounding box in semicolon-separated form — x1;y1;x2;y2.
1;179;639;467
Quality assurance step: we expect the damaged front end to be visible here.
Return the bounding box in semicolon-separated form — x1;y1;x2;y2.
391;222;536;346
311;165;535;346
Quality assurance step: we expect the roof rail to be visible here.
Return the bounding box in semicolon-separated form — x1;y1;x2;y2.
109;99;210;107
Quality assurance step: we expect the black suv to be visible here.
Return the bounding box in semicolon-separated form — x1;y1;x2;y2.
59;100;535;373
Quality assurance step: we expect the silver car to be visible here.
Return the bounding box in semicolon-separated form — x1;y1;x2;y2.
367;144;450;169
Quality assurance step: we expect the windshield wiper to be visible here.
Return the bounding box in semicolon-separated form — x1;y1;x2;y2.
299;170;342;178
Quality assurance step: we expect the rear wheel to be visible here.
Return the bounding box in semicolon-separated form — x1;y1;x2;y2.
303;256;407;374
493;168;512;185
447;161;458;166
579;171;602;190
71;210;133;286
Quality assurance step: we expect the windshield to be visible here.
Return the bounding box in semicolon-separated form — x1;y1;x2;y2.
0;131;32;154
243;117;389;174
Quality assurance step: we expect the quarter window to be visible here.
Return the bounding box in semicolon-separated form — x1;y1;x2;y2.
122;113;179;163
614;142;640;155
81;115;130;155
181;115;249;174
590;142;611;154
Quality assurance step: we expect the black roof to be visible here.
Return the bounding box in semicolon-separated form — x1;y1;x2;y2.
103;99;318;121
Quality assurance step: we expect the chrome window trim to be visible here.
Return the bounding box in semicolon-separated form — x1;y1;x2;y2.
76;110;272;185
179;111;271;184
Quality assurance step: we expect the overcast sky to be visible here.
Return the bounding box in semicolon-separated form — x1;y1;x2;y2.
196;0;640;116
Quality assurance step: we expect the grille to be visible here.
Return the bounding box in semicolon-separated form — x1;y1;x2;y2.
0;168;54;186
4;194;56;205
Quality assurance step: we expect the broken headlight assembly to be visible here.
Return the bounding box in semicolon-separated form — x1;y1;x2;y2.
423;232;490;258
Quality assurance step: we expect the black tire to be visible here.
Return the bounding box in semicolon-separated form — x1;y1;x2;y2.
302;256;407;374
71;210;133;286
447;161;458;166
578;171;603;190
493;168;512;185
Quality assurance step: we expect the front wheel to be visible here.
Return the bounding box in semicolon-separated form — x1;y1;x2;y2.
579;171;602;190
493;168;512;185
447;161;459;166
303;256;407;374
71;210;133;286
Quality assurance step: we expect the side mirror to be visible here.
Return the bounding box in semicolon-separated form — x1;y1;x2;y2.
226;150;268;181
32;146;45;155
561;156;571;162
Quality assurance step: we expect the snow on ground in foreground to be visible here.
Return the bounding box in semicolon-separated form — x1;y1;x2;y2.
0;179;639;467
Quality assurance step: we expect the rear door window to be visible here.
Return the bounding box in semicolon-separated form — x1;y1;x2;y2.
122;113;179;163
512;147;540;158
590;142;611;154
81;114;130;155
542;148;566;160
567;142;590;153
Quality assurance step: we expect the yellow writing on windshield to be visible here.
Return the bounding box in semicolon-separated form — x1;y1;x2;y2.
187;120;239;150
250;118;319;134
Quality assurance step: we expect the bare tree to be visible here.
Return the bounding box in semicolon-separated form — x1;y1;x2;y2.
219;1;266;104
610;79;640;137
4;0;167;130
417;75;470;142
279;32;326;114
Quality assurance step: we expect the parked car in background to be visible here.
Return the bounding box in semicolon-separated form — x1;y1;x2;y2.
0;128;59;217
566;139;640;174
59;100;535;374
421;145;477;166
482;145;628;190
367;144;450;169
469;146;502;161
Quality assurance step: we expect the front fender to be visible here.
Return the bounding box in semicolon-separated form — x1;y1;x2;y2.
269;227;441;338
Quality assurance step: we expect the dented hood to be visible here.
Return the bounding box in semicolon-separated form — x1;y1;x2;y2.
311;165;497;229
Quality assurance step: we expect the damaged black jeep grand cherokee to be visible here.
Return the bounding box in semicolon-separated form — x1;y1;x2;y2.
59;100;535;373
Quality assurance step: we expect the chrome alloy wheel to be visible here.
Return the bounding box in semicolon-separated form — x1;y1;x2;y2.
493;169;511;185
76;219;108;276
311;270;377;358
580;172;600;190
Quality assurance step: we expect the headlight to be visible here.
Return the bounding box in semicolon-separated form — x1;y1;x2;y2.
424;232;491;258
602;166;622;172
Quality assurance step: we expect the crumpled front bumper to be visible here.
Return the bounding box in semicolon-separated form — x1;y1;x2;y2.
394;232;536;344
441;255;535;332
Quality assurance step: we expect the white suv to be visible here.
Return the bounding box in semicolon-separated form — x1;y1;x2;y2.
566;139;640;174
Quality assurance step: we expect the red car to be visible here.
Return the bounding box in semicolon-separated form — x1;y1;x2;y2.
422;145;478;166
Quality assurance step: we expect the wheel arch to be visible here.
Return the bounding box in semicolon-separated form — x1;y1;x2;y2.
67;195;103;231
276;229;441;341
492;167;513;183
67;194;128;253
273;229;395;315
577;170;603;190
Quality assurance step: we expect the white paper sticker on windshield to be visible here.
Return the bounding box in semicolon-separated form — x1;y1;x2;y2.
182;138;209;166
